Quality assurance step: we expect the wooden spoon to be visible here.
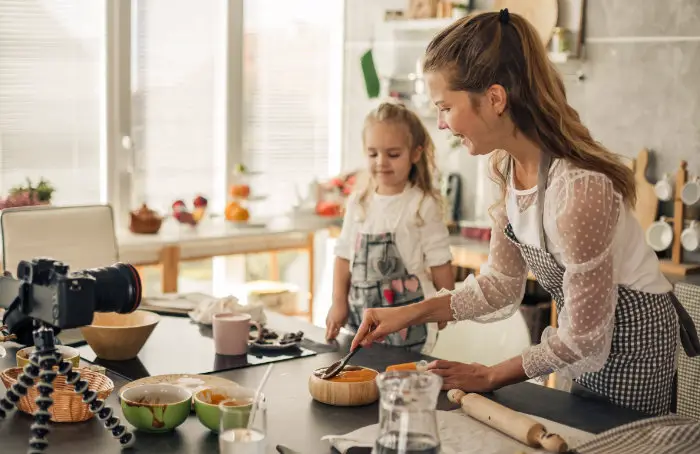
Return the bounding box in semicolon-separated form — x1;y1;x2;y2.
318;345;363;380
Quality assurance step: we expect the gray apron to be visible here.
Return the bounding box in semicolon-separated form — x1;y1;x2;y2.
504;153;700;416
347;207;429;351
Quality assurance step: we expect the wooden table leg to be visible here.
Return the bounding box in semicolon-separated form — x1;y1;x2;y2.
307;232;315;322
269;251;279;281
160;245;181;294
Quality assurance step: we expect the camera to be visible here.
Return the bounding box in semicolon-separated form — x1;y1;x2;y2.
0;257;142;345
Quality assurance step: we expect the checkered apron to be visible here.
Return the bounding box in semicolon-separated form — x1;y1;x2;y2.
505;154;698;416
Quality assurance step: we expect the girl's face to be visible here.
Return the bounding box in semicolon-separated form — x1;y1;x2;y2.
426;70;507;156
364;121;417;194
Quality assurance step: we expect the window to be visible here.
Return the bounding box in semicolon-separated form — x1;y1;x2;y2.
0;0;106;205
242;0;344;217
130;0;226;213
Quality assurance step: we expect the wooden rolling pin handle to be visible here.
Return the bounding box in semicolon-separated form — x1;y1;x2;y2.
447;389;568;453
537;430;568;453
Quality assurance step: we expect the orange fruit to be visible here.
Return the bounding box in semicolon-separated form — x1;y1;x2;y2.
225;202;249;221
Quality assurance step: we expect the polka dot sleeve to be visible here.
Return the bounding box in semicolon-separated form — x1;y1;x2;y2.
522;171;621;379
446;204;529;322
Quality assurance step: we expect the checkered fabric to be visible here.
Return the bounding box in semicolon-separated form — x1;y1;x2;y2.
674;281;700;421
505;224;678;416
568;415;700;454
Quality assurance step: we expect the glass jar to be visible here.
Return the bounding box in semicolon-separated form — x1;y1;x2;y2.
374;371;442;454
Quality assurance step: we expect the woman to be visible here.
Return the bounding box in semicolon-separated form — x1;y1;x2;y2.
351;9;700;416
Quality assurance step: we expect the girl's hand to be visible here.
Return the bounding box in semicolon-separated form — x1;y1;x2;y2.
426;360;496;392
325;301;349;341
351;305;417;350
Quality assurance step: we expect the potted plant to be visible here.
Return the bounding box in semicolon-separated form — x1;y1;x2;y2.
0;177;55;210
451;2;470;19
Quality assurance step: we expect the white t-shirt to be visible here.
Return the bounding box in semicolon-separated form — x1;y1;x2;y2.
507;159;671;294
334;184;453;298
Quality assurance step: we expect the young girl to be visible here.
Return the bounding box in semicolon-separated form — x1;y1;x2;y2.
325;102;454;354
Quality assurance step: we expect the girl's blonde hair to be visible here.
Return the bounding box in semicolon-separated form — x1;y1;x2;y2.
355;101;442;225
423;11;636;216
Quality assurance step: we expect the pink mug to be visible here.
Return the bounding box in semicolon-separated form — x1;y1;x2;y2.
212;313;262;356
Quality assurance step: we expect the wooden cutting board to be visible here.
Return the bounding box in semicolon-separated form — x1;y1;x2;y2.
493;0;558;46
632;148;658;234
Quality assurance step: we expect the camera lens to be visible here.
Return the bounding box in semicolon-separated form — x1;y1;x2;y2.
81;263;142;314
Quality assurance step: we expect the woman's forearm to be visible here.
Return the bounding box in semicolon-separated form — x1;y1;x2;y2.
332;257;351;305
410;294;454;324
488;355;528;389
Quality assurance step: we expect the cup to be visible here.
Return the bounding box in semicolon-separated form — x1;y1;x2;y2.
681;177;700;207
646;218;674;252
654;173;674;202
219;392;267;454
681;221;700;252
212;313;262;356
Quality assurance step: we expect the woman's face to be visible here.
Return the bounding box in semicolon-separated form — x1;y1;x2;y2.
426;70;507;156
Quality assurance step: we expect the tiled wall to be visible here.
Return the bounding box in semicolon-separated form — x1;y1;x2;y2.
342;0;700;223
575;0;700;178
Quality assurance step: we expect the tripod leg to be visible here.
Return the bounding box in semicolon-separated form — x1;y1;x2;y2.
60;360;135;448
0;361;39;420
28;351;59;454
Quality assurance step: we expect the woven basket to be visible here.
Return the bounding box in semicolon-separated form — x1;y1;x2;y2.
0;367;114;423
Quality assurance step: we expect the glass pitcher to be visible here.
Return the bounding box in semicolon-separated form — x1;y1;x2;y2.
374;370;442;454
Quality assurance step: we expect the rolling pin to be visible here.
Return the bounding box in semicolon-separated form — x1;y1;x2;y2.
447;389;568;453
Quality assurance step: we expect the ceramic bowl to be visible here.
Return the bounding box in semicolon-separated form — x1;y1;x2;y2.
80;310;160;360
16;345;81;369
120;384;192;432
308;366;379;407
193;386;255;432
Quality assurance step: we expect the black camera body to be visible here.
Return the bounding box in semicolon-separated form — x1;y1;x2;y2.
1;257;142;346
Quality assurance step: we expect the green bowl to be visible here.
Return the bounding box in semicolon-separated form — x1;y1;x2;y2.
120;384;192;433
193;386;254;432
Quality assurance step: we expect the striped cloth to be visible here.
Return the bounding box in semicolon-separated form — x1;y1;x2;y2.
569;415;700;454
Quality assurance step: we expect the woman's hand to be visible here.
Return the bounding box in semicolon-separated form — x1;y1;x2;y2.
426;360;496;392
350;305;418;350
325;301;349;341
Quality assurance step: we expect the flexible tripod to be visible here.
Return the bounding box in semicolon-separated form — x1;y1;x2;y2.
0;321;135;453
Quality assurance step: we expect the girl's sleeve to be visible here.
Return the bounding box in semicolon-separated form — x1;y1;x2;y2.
333;195;357;260
522;171;620;379
446;204;529;322
417;197;453;267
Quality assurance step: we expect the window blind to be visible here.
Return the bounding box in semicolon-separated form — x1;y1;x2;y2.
242;0;343;217
0;0;105;205
131;0;226;213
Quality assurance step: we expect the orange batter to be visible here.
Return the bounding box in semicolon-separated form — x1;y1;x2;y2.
327;367;378;383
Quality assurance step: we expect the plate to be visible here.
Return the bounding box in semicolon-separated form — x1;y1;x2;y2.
248;328;304;351
119;373;237;397
249;339;302;352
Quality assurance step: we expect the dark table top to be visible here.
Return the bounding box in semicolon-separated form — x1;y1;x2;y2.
0;312;649;454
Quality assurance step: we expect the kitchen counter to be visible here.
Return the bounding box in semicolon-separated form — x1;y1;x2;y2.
0;312;649;453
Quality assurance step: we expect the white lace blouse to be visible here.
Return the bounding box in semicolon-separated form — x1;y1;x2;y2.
447;159;672;380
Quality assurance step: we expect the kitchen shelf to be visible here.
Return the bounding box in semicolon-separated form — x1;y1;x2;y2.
381;17;456;32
